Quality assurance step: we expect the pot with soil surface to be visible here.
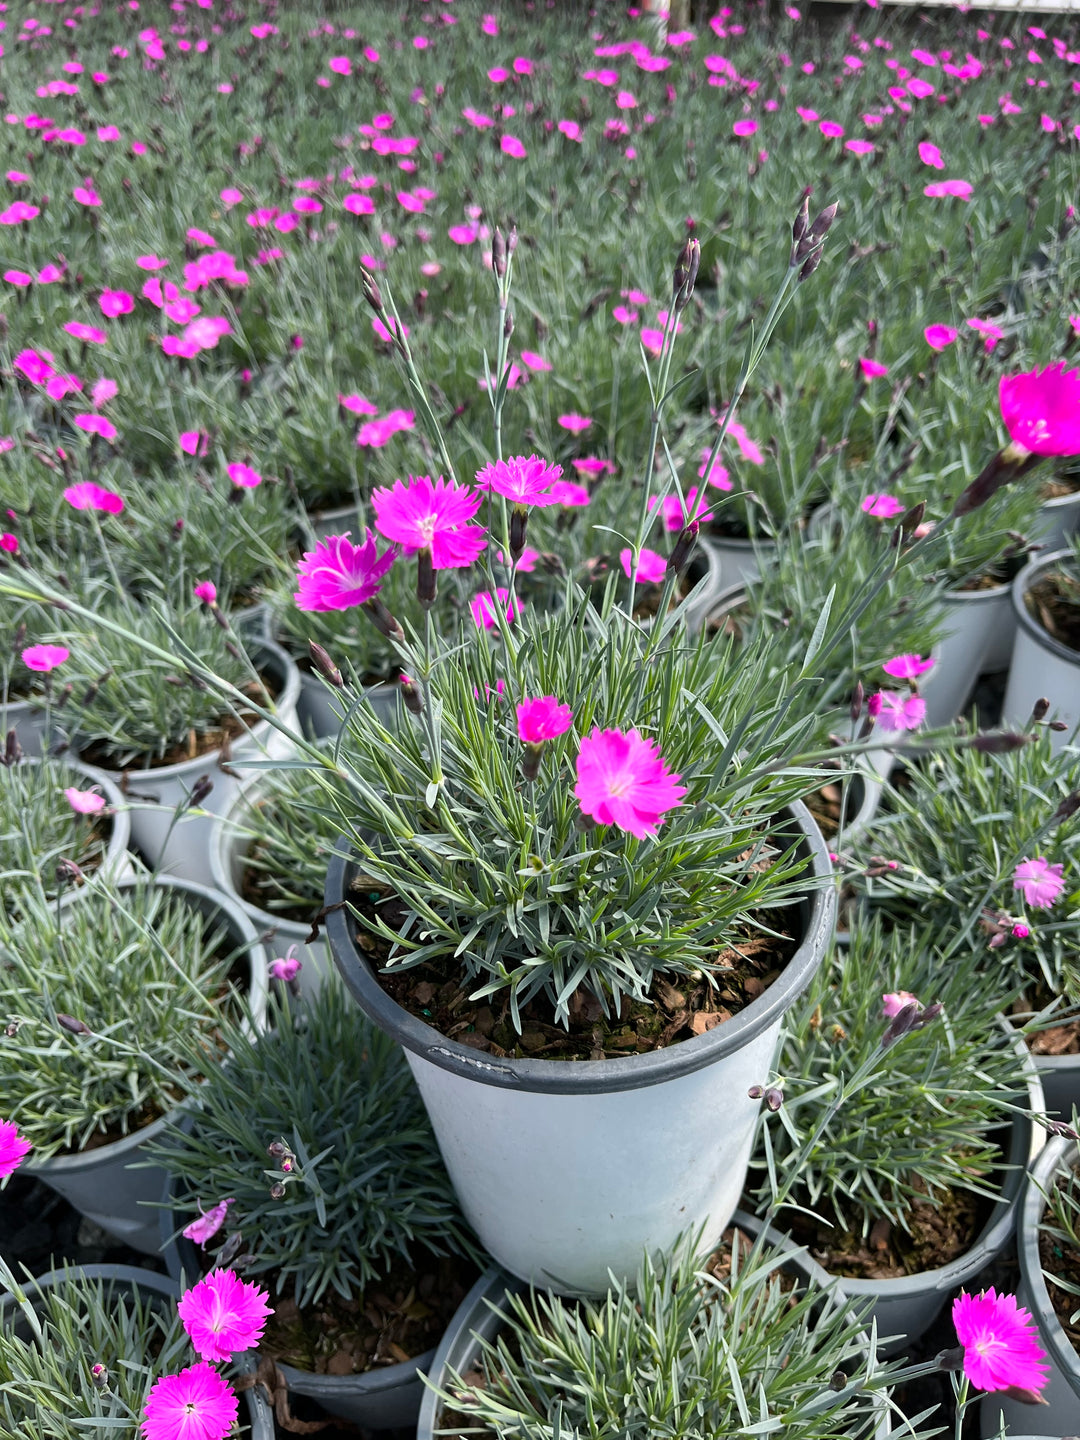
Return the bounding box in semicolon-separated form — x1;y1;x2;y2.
1003;549;1080;745
924;570;1016;727
153;980;483;1430
979;1136;1080;1439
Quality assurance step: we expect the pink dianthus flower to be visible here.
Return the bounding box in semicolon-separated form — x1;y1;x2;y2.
372;474;486;569
1013;857;1065;909
951;1289;1048;1393
861;493;904;518
181;1196;234;1247
23;644;69;672
294;531;396;611
177;1269;272;1363
999;363;1080;457
0;1118;32;1177
141;1361;238;1440
64;481;124;514
619;547;667;584
470;588;522;630
475;454;562;506
574;727;686;839
517;696;574;743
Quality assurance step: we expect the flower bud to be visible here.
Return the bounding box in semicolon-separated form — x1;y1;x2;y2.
57;1012;92;1036
1032;697;1050;723
849;682;863;724
417;549;437;609
1053;791;1080;823
309;640;344;689
866;692;882;720
899;501;925;535
972;732;1031;754
55;859;86;886
881;1000;920;1049
667;521;699;576
216;1230;246;1268
504;308;514;340
4;728;22;767
764;1086;783;1112
521;743;543;783
747;1084;764;1099
363;596;405;644
359;266;383;313
1050;720;1070;732
91;1364;109;1390
400;675;423;716
188;774;214;809
1047;1119;1080;1140
790;196;811;263
935;1346;965;1373
1000;1385;1049;1407
510;505;529;562
267;1140;286;1157
673;237;701;310
798;249;824;282
492;226;508;278
269;1181;286;1200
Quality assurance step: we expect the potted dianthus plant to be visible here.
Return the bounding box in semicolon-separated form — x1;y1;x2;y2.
749;918;1044;1352
152;979;481;1430
839;728;1080;1117
1004;537;1080;741
0;873;268;1252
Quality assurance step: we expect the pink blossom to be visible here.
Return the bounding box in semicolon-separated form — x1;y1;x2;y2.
269;950;302;982
574;727;686;840
65;787;106;814
372;474;486;569
0;1119;32;1178
881;990;919;1018
13;349;55;384
845;139;875;155
181;1196;234;1247
448;223;477;244
355;410;415;448
951;1290;1048;1393
924;324;958;350
698;451;732;490
38;264;64;284
294;531;396;612
874;691;927;733
860;357;889;379
918;141;945;168
46;374;82;401
98;289;134;318
3;269;31;287
501;134;527;158
1013;857;1065;909
1000;364;1080;457
178;1269;272;1364
1;533;18;555
73;185;102;207
141;1362;238;1440
73;414;117;442
470;588;522;630
719;416;765;465
882;654;935;679
572;458;615;477
64;482;124;514
343;192;375;216
193;581;217;606
476;454;562;506
924;179;973;199
640;328;665;357
517;696;574;744
22;644;69;672
861;493;904;518
619;546;667;584
648;488;712;530
339;392;379;416
181;316;231;352
0;202;40;225
819;120;845;138
520;351;552;372
64;321;108;344
227;462;262;489
558;413;592;433
549;480;591;507
907;77;935;99
733;118;757;136
967;318;1005;352
91;378;118;408
558;119;582;141
372;315;408;344
179;430;209;457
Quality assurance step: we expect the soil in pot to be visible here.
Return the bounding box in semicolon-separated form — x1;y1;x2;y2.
347;883;798;1061
1013;991;1080;1058
1025;568;1080;653
804;777;864;841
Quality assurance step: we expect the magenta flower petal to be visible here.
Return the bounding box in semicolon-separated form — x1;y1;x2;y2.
294;531;396;612
517;696;574;743
872;691;926;734
64;481;124;514
475;455;563;506
861;493;904;519
924;324;958;351
22;644;69;672
0;1118;32;1178
469;588;522;630
882;654;935;680
181;1196;235;1247
952;1289;1049;1393
881;990;919;1018
141;1361;238;1440
574;727;686;839
1013;857;1065;909
619;547;667;584
1000;363;1080;457
372;474;486;570
64;787;106;814
177;1269;272;1363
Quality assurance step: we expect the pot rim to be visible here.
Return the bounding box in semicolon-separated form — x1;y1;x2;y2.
1010;548;1080;668
79;638;301;781
27;874;269;1175
325;800;835;1096
209;773;322;942
1017;1134;1080;1389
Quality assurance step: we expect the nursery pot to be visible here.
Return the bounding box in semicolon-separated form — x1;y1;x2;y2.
209;774;332;997
296;667;401;741
923;580;1014;728
27;875;269;1255
1032;483;1080;556
979;1136;1080;1439
415;1212;890;1440
680;536;726;634
1002;549;1080;746
0;697;67;758
83;639;301;888
160;1125;438;1431
0;1265;273;1440
703;528;777;588
326;802;835;1296
801;1033;1045;1357
8;756;133;890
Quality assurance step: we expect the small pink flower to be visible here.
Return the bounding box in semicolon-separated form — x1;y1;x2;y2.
882;990;919;1018
91;378;118;408
648;489;712;530
98;288;134;318
520;350;552;372
294;531;396;612
193;581;217;605
22;644;69;672
924;323;958;350
355;409;415;448
557;413;592;433
733;118;757;136
1013;857;1065;909
339;392;379;416
73;414;117;441
269;947;302;983
967;317;1005;353
64;321;108;345
951;1289;1048;1393
517;696;574;743
372;474;486;569
924;179;973;200
14;348;56;385
549;480;591;507
182;1196;235;1247
64;481;124;514
470;588;522;630
227;462;262;489
3;269;31;287
475;454;562;506
501;134;527;158
619;547;668;584
1000;363;1080;457
882;653;935;679
819;120;845;137
861;493;904;518
859;357;889;379
37;264;65;284
178;1269;272;1364
845;139;875;155
1013;923;1031;940
1;533;18;555
73;184;102;207
0;1118;32;1178
874;691;927;733
141;1362;238;1440
574;727;686;840
179;430;209;456
918;141;944;168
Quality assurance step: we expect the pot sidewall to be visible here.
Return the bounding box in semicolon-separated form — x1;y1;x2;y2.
326;803;835;1293
1002;549;1080;746
923;584;1012;728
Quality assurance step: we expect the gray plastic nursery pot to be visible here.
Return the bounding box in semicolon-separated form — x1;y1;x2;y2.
0;1265;273;1440
415;1212;890;1440
1032;484;1080;556
326;803;835;1296
296;667;401;740
1032;1053;1080;1124
81;639;301;888
1002;549;1080;747
702;529;778;588
160;1146;437;1431
26;875;269;1255
797;1042;1045;1358
923;580;1014;727
1;697;57;757
979;1136;1080;1439
209;774;332;997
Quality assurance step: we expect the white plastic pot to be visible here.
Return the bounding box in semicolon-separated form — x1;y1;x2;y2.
0;697;63;757
1002;549;1080;747
979;1137;1080;1439
416;1214;891;1440
83;640;301;887
5;757;134;891
326;803;835;1296
702;530;777;588
923;581;1014;727
1032;1053;1080;1124
27;875;269;1254
209;775;331;998
1032;485;1080;556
